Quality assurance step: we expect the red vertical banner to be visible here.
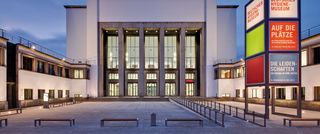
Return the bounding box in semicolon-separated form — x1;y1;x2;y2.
246;55;265;85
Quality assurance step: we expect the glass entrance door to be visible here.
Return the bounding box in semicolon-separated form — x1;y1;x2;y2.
146;83;157;96
186;83;194;96
165;83;176;96
128;83;138;96
109;83;119;96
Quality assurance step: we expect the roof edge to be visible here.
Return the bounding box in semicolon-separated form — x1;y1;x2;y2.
64;5;87;9
217;5;239;8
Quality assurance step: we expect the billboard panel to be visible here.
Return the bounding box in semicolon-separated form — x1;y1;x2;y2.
246;0;264;30
270;0;298;18
246;23;265;58
269;21;299;51
246;55;265;85
269;53;299;84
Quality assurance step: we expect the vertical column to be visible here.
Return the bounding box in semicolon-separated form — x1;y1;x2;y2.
179;28;186;97
200;28;206;97
308;46;313;65
118;28;125;97
138;27;145;97
159;27;165;97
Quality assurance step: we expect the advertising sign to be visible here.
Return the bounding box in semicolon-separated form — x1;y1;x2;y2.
43;93;49;102
246;23;265;58
246;55;265;85
270;21;299;51
269;53;299;84
270;0;298;18
246;0;264;30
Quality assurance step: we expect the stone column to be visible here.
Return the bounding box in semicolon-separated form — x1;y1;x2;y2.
118;28;125;97
179;28;186;97
200;28;206;97
138;27;145;97
159;27;165;97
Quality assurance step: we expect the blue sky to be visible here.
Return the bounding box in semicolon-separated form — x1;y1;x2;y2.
0;0;320;58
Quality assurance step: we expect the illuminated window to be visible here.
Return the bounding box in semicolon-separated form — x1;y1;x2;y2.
107;36;119;69
165;36;177;69
185;36;196;69
220;69;231;79
109;73;119;80
186;83;194;96
128;73;138;80
146;83;157;96
146;73;157;80
165;83;175;96
165;73;176;80
128;83;138;96
234;67;244;78
301;50;307;66
126;36;139;69
185;73;194;80
74;69;84;79
109;83;119;96
145;36;158;69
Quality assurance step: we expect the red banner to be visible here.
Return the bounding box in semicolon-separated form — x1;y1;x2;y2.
246;55;265;85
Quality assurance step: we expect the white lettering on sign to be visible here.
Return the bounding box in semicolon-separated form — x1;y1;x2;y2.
246;0;264;30
270;0;298;18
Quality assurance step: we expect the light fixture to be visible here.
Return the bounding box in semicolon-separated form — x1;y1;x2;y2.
106;31;108;33
31;45;36;50
136;31;138;33
116;31;118;33
146;30;148;33
62;58;66;61
175;30;178;33
165;30;168;33
186;30;188;33
126;31;128;33
156;30;158;33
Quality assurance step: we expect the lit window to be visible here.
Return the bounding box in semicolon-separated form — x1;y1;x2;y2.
107;36;119;69
185;36;196;69
220;69;231;79
165;36;177;69
185;73;194;80
146;73;157;80
74;69;84;79
234;67;244;78
126;36;139;69
301;50;307;66
145;36;159;69
165;73;176;80
128;73;138;80
109;73;119;80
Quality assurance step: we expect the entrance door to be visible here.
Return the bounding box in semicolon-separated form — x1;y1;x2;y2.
165;83;176;96
146;83;157;96
186;83;194;96
128;83;138;96
7;83;18;109
108;83;119;97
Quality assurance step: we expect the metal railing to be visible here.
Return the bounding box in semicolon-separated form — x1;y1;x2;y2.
188;98;267;127
301;25;320;40
170;97;225;127
0;28;87;64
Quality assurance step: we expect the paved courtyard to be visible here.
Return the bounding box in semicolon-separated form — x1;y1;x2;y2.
0;101;319;134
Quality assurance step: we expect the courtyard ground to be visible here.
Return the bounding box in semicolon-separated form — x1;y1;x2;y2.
0;101;319;134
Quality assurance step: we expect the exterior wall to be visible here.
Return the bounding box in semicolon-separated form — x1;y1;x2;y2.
217;8;237;61
18;70;87;100
66;8;87;61
98;0;205;22
302;64;320;101
0;66;6;101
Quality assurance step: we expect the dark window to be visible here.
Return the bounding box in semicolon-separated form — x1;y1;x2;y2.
276;88;286;100
38;89;45;100
49;90;55;99
58;90;63;98
65;68;70;78
292;87;306;100
313;47;320;64
66;90;70;98
37;61;45;73
236;89;240;98
23;56;33;71
314;87;320;101
24;89;33;100
57;66;63;77
214;69;219;79
48;64;55;75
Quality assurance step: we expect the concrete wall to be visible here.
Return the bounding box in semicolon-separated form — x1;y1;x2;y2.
217;8;237;60
302;64;320;101
98;0;206;22
18;70;87;100
66;8;87;61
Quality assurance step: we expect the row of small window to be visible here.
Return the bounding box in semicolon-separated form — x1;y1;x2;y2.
214;67;245;79
234;88;307;100
108;73;194;80
0;47;4;66
22;56;87;79
107;82;187;96
24;89;70;100
106;35;197;70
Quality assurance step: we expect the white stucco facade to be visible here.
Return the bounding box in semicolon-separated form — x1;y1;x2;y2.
66;0;238;97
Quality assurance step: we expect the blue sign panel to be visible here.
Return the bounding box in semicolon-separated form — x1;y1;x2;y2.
269;53;299;84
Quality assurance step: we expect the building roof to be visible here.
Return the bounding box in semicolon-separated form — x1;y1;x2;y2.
64;5;86;9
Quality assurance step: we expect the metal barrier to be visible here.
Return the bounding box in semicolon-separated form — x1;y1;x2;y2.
186;98;267;127
301;25;320;39
170;97;225;127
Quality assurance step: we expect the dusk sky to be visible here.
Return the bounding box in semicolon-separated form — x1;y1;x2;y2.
0;0;320;58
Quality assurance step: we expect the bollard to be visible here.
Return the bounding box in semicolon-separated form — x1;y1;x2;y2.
151;113;157;126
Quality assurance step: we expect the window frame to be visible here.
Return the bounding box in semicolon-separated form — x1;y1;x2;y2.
24;89;33;100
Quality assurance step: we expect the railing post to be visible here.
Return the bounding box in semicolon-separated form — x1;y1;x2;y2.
253;111;256;123
209;108;212;120
223;104;226;113
236;107;238;117
229;106;231;115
